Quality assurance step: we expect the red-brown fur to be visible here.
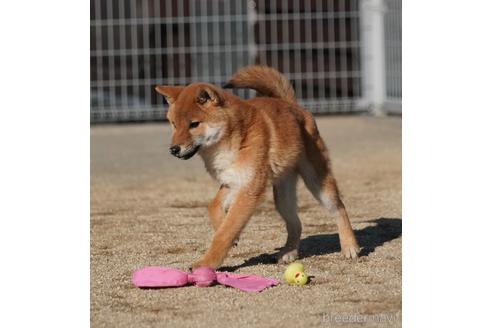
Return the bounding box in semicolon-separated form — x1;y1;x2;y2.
156;65;359;269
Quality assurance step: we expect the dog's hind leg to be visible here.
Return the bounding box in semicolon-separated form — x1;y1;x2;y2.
299;156;360;259
273;171;302;263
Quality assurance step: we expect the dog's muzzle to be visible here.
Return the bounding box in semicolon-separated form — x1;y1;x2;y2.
169;144;200;160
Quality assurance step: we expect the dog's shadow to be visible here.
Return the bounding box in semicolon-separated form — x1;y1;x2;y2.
219;217;402;272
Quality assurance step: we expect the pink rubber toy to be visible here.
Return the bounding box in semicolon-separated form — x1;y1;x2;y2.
132;266;279;293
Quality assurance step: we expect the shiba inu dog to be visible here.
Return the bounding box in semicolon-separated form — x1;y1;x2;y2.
155;65;360;269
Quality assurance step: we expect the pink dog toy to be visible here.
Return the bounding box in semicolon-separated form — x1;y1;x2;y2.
132;266;279;293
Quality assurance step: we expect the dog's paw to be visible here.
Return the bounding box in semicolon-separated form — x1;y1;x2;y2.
277;249;299;264
191;261;206;271
191;256;221;271
341;243;360;259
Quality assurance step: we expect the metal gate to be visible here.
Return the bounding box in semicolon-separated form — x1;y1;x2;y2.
384;0;402;113
90;0;401;122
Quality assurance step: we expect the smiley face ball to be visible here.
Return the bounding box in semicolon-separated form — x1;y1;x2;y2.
284;262;305;284
294;271;308;285
284;262;309;285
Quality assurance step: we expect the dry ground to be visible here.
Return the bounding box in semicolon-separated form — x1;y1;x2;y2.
91;115;402;328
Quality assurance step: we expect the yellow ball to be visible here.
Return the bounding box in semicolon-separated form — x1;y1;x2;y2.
284;262;305;284
294;271;309;286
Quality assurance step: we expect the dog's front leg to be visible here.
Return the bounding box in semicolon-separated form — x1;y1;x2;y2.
192;184;265;270
207;185;229;231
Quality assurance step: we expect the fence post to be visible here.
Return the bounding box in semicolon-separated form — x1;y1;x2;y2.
359;0;387;115
247;0;258;64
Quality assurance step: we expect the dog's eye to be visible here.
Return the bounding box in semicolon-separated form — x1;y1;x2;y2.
189;121;200;129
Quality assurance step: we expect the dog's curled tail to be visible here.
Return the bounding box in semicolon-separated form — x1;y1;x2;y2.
223;65;296;104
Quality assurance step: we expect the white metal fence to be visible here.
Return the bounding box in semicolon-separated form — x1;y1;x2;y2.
384;0;402;113
90;0;401;122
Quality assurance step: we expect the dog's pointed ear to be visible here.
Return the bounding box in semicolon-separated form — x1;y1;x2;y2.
197;86;224;107
155;85;184;104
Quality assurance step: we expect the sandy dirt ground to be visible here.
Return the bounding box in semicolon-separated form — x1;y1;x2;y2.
91;115;401;328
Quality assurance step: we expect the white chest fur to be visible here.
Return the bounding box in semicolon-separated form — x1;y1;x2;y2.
201;149;250;187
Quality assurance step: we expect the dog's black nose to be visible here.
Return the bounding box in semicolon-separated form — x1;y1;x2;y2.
169;145;181;156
